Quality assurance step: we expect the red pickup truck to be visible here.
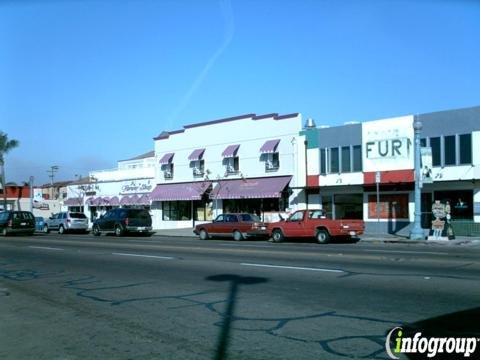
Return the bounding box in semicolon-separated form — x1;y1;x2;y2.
268;209;364;244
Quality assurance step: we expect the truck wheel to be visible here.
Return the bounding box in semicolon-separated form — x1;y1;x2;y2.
271;229;284;243
92;225;101;236
316;229;330;244
115;225;123;237
233;230;243;241
199;229;209;240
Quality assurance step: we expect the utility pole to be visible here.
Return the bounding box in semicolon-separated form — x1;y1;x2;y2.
47;165;59;200
409;116;424;240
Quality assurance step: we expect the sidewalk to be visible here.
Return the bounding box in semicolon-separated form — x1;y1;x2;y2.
152;228;480;246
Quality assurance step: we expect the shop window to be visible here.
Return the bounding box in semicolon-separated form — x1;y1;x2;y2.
434;190;473;220
320;148;327;175
321;196;333;219
444;135;456;166
430;137;441;167
367;194;409;219
341;146;351;173
352;145;362;172
265;153;280;172
459;133;472;165
162;200;210;221
330;147;339;173
163;163;174;179
192;160;205;177
334;194;363;219
420;138;427;147
225;157;239;174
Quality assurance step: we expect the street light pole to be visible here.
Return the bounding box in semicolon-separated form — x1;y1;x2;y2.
409;116;424;240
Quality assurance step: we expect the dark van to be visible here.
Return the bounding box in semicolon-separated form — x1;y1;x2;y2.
92;208;153;237
0;211;36;236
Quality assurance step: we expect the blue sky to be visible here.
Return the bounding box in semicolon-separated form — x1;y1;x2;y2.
1;0;479;185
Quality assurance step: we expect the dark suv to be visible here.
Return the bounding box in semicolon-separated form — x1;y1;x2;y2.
0;211;36;236
92;208;153;237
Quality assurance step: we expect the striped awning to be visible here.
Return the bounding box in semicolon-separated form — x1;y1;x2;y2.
188;148;205;161
221;144;240;158
260;139;280;153
210;176;291;200
159;153;174;164
150;181;211;201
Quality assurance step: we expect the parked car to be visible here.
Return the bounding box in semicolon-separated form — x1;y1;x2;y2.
92;208;153;237
0;210;36;236
193;213;268;240
267;209;364;244
44;212;89;234
35;216;45;232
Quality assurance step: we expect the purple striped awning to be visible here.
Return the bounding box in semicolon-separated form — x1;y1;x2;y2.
188;148;205;161
64;197;82;206
221;144;240;158
210;176;291;200
120;196;131;206
137;194;151;205
159;153;174;164
260;139;280;153
129;194;140;205
109;196;120;206
86;197;95;206
150;181;211;201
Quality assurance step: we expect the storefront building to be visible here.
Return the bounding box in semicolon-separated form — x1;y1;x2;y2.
150;113;306;229
65;151;155;224
302;105;480;236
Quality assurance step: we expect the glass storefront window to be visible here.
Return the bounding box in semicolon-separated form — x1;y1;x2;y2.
321;196;333;219
334;194;363;219
320;149;326;175
163;201;210;221
367;194;409;219
434;190;473;220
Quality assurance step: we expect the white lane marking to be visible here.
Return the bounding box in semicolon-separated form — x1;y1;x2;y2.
364;250;446;255
241;263;344;273
29;246;64;251
220;244;273;248
112;252;174;260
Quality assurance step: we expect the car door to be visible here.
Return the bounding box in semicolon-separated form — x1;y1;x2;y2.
50;213;60;230
100;210;115;231
224;214;239;235
283;211;305;237
209;214;225;235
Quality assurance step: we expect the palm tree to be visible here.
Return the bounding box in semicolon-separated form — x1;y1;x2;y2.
0;132;19;210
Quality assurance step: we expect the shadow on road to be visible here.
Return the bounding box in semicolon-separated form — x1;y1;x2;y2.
206;274;268;360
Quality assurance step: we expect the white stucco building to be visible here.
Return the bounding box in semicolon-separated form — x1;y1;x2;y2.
150;113;306;229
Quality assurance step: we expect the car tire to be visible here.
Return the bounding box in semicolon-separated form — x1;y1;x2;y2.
92;225;101;236
115;225;123;237
233;230;243;241
43;225;49;234
316;229;330;244
2;228;8;237
271;229;284;243
199;229;209;240
58;225;65;235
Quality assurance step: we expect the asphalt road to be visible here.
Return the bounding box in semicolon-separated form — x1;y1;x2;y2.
1;233;479;360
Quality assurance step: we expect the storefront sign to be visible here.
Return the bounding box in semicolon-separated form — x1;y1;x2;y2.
120;179;153;194
362;116;414;172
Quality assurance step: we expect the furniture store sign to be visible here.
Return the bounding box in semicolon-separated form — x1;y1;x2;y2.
120;179;153;194
362;115;414;172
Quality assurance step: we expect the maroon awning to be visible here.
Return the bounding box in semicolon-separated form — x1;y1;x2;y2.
150;181;211;201
210;176;292;199
64;197;82;206
221;144;240;158
260;139;280;153
188;148;205;161
159;153;174;164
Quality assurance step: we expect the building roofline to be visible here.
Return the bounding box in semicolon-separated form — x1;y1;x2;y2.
118;150;155;162
153;112;300;141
